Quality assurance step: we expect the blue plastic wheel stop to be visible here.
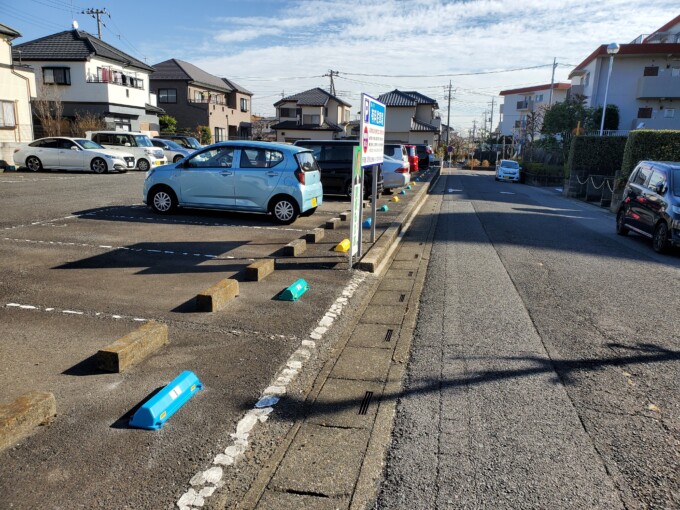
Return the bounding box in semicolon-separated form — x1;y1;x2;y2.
379;205;389;212
400;189;407;195
278;279;309;301
362;218;372;228
129;371;202;430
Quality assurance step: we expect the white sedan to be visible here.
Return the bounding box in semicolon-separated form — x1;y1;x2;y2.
495;159;521;182
382;154;411;191
13;137;135;173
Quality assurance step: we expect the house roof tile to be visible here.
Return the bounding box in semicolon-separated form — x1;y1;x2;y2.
12;29;154;72
152;59;233;93
411;118;439;132
222;78;253;96
378;89;439;108
499;83;571;96
0;23;21;40
274;87;351;107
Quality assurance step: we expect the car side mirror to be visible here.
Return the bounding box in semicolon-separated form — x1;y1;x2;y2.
654;182;665;194
71;146;80;151
124;142;131;147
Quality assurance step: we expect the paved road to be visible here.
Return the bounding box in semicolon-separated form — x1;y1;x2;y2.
376;169;680;509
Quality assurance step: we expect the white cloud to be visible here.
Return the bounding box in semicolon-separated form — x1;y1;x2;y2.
173;0;677;130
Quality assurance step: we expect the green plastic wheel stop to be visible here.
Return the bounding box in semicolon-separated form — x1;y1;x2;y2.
278;279;309;301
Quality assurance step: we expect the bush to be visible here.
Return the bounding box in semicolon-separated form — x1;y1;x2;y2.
481;160;489;167
565;135;628;177
521;161;566;177
196;125;211;145
620;130;680;179
159;115;177;134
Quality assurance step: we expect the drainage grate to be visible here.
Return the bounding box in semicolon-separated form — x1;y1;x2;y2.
408;271;414;277
384;328;394;342
358;391;374;415
399;294;406;302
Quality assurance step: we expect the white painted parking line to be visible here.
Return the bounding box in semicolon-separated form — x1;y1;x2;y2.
6;302;151;323
1;214;79;232
176;272;367;509
0;176;80;183
1;237;253;261
81;212;308;232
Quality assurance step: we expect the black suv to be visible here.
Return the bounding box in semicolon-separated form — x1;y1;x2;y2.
413;144;433;170
616;160;680;253
294;140;384;199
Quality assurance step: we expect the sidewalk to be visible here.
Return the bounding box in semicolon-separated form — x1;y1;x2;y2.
234;175;443;510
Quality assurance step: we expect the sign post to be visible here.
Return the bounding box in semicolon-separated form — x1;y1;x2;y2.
348;146;363;269
359;93;385;245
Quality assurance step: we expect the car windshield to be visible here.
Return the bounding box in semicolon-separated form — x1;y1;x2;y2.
174;137;201;149
672;169;680;197
502;160;520;169
133;135;153;147
162;139;184;150
75;139;104;150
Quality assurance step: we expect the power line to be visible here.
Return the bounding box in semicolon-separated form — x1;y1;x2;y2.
339;63;555;79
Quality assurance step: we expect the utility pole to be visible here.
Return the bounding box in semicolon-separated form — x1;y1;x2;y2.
446;81;452;145
489;97;495;141
82;8;109;39
323;70;339;96
548;57;557;106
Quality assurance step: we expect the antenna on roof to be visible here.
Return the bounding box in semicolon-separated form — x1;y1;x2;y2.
72;20;79;30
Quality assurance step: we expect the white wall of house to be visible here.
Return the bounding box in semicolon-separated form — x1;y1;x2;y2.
384;107;413;142
408;132;436;145
0;33;36;166
574;55;680;131
275;129;334;143
499;87;569;137
414;104;435;123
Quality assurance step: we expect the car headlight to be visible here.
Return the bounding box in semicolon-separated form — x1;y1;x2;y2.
144;148;154;155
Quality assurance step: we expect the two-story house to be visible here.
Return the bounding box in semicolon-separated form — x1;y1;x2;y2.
498;83;571;138
376;90;441;146
12;27;161;135
0;23;36;168
569;14;680;131
150;59;253;142
271;88;351;143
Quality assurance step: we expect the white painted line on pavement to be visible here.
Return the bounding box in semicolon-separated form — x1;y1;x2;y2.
2;214;79;232
0;237;251;261
500;191;515;195
176;272;367;509
5;303;151;322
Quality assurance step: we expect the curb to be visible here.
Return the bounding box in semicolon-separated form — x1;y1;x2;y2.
357;168;440;272
0;391;57;452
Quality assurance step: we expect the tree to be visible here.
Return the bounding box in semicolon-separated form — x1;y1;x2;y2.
590;105;620;131
69;110;106;137
195;125;211;145
33;84;64;137
541;94;592;159
159;114;177;134
523;105;547;162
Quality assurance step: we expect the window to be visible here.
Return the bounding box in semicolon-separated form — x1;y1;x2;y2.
535;94;544;102
672;67;680;77
239;149;283;168
186;148;234;168
637;107;653;119
648;169;667;192
214;127;226;142
43;67;70;85
632;165;651;186
303;114;320;124
58;139;77;149
280;107;295;118
158;89;177;103
0;101;16;128
643;66;659;77
240;98;248;112
663;108;675;118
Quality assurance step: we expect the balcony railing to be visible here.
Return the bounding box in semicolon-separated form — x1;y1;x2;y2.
636;74;680;99
86;77;144;90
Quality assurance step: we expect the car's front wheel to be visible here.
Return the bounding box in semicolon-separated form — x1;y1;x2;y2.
616;210;629;236
137;159;150;172
149;187;177;214
26;156;42;172
270;196;299;224
173;155;184;163
90;157;107;174
652;221;670;254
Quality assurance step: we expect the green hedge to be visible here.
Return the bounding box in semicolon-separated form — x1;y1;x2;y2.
565;135;628;177
620;130;680;179
521;162;566;177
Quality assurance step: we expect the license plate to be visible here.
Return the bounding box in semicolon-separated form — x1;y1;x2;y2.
154;160;161;166
127;162;134;167
311;197;317;207
504;176;511;179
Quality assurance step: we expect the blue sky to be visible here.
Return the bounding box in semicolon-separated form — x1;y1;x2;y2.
3;0;678;132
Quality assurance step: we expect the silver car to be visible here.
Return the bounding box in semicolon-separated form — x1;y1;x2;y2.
151;138;194;164
13;137;135;173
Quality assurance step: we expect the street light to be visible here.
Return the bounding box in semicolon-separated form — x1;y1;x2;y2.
599;42;620;136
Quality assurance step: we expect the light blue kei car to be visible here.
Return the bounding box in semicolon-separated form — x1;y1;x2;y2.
143;141;323;224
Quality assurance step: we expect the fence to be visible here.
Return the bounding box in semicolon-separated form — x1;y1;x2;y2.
564;172;616;208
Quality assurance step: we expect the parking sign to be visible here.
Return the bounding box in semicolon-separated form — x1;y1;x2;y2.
359;94;386;167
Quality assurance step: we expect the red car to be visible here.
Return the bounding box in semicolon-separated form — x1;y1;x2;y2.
404;144;419;173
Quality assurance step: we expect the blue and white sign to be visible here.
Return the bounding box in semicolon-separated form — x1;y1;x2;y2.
359;93;386;167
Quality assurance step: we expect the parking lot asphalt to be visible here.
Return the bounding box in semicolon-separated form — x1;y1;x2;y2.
0;167;437;509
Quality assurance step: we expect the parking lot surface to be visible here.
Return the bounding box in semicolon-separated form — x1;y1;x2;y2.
0;168;432;508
